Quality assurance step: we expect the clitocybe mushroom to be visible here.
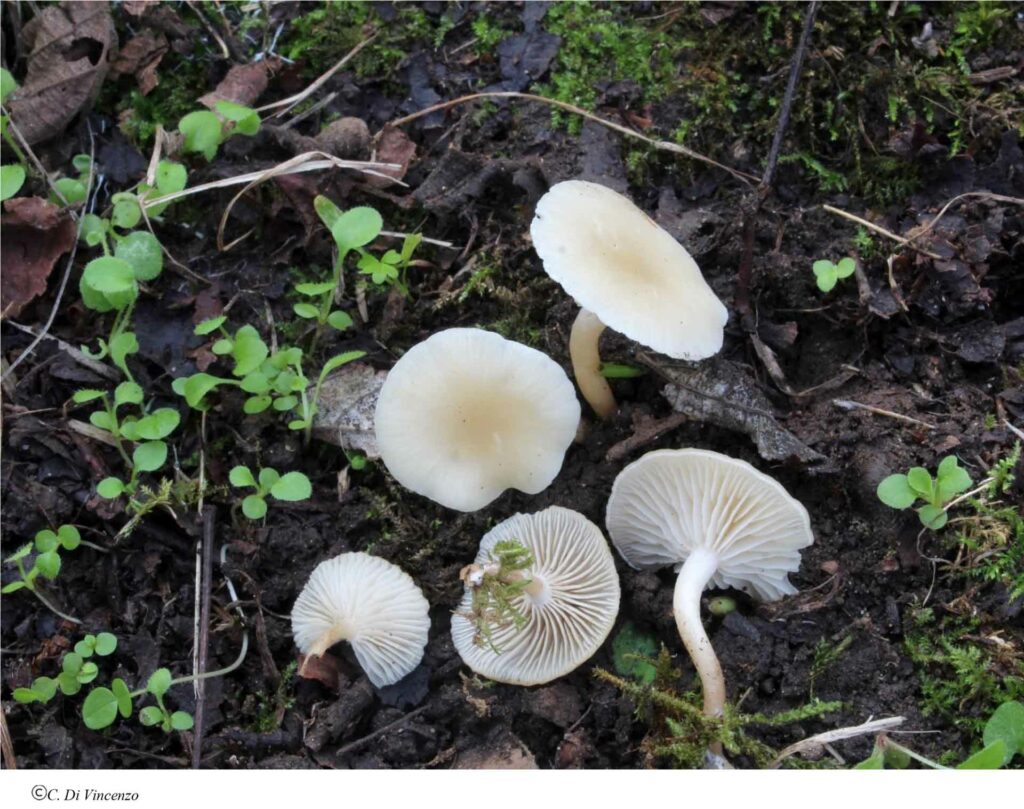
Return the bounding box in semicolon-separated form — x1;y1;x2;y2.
291;552;430;688
451;506;620;686
531;180;728;419
606;449;813;725
374;328;581;512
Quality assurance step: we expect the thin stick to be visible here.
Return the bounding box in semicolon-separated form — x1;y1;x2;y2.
832;399;936;429
192;505;216;769
0;107;71;207
822;204;942;259
379;229;457;250
335;704;430;758
257;33;378;117
771;715;905;767
1;128;96;382
385;92;760;185
907;191;1024;245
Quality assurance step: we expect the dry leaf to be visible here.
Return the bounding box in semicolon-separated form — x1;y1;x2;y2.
310;362;386;457
199;59;279;109
6;1;117;145
1;198;77;319
367;125;417;187
111;31;168;96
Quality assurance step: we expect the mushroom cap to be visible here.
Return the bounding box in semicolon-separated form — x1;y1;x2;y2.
291;552;430;688
451;506;620;686
606;449;813;601
530;180;728;360
374;328;581;512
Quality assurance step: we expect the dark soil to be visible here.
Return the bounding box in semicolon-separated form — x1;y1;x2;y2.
2;2;1023;770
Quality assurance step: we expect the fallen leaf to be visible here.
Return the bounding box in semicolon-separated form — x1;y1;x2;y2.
6;1;118;145
199;59;279;109
110;31;168;95
1;197;77;318
311;363;386;457
366;125;416;187
296;653;344;692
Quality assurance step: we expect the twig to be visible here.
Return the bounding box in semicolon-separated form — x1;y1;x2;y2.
0;107;72;207
0;707;15;769
379;229;457;250
185;0;231;59
906;191;1024;246
384;91;760;185
257;33;378;117
3;322;119;382
771;715;905;767
1;127;96;383
334;704;430;758
822;204;943;259
281;91;338;130
192;505;216;769
832;399;936;429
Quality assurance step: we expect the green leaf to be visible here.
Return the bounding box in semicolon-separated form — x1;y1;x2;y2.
34;530;59;553
81;213;107;246
135;408;180;440
13;687;40;704
287;419;309;431
243;395;272;414
72;154;92;174
94;632;118;656
319;350;366;383
52;176;86;205
0;163;26;201
177;373;228;410
812;260;838;293
83;687;120;729
882;743;910;769
270;472;312;502
63;653;84;676
232;325;269;377
111;196;142;230
611;623;658;685
133;441;168;473
876;474;916;509
156;160;187;195
835;257;856;278
115;230;164;281
917;504;947;530
81;256;137;297
34;677;58;701
293;302;319;319
239;374;269;396
58;672;82;696
78;661;99;684
599;363;645;379
6;542;34;563
400;233;422;263
853;748;886;769
35;550;61;580
195;315;227;336
295;281;336;296
242;494;268;520
983;701;1024;764
327;310;354;330
957;740;1006;769
112;678;133;717
936;456;972;501
257;467;280;489
75;635;96;657
346;451;367;471
147;668;172;698
97;477;125;498
58;525;81;550
108;332;139;380
114;381;144;407
138;706;164;727
215;100;260;136
273;394;298;412
0;67;18;103
313;195;343;230
73;389;106;404
170;711;194;731
90;409;114;431
229;466;256;488
906;467;933;499
179;110;222;160
1;581;28;593
212;337;234;355
332;206;383;253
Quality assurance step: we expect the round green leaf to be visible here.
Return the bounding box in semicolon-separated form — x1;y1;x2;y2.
63;653;84;676
58;672;82;696
293;302;319;319
272;394;298;412
52;176;86;205
78;662;99;684
94;632;118;657
58;525;81;550
983;701;1024;764
115;381;144;406
215;100;260;135
240;372;270;394
82;256;136;296
33;677;58;701
327;310;354;331
35;550;61;580
295;281;336;296
958;740;1006;769
876;474;916;509
270;472;312;502
34;529;59;553
835;257;856;278
170;711;195;731
179;110;222;161
80;213;107;246
332;206;383;252
156;160;187;195
138;706;164;727
72;153;93;174
242;494;268;520
97;477;126;499
0;163;26;201
229;466;256;488
111;197;142;230
75;636;96;657
243;395;272;414
135;408;180;440
133;441;168;473
906;467;933;498
917;504;947;530
313;195;343;230
115;230;164;281
13;687;39;704
83;687;119;730
111;678;133;717
232;325;269;377
146;668;172;698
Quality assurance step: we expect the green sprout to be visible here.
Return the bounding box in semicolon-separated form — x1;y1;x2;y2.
2;525;82;624
50;153;92;206
178;101;260;161
229;465;312;520
877;455;974;530
812;256;856;293
0;67;27;201
459;539;535;653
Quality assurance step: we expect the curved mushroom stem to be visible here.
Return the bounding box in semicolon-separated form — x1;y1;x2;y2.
308;622;353;658
569;308;616;420
673;547;726;754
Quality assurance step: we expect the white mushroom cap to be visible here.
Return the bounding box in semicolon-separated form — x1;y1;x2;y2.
291;552;430;688
606;449;813;601
451;506;620;686
530;180;728;360
374;328;581;512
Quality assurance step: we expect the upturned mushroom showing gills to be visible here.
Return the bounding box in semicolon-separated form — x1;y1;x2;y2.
374;328;581;512
606;449;813;723
530;180;728;419
291;552;430;688
451;506;620;686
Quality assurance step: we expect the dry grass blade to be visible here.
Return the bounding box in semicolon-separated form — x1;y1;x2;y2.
822;204;942;259
770;716;906;767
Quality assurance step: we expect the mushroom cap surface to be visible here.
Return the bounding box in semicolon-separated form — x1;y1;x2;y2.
606;449;813;601
291;552;430;688
451;506;620;686
374;328;581;512
530;180;728;360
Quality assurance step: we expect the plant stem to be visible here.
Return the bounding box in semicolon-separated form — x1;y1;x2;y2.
30;588;82;625
128;629;249;700
885;738;951;770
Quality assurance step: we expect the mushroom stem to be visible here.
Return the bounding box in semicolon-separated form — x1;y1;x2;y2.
569;308;616;420
308;622;354;658
673;547;727;720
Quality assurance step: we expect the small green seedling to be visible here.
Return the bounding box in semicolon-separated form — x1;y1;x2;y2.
877;455;973;529
812;256;856;293
2;525;82;623
458;539;535;653
179;101;260;161
50;153;92;206
229;465;312;520
611;622;659;685
13;632;116;704
0;67;27;201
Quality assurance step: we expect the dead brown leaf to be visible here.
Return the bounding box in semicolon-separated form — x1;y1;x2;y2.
111;31;168;96
199;59;279;109
5;1;118;145
1;197;77;319
367;125;417;187
296;653;345;692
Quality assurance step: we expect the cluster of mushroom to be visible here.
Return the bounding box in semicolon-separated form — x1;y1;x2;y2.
289;182;815;746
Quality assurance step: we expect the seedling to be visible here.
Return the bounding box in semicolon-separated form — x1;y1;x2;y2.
14;632;116;704
812;256;856;293
179;101;260;161
0;67;27;201
50;153;92;206
229;465;312;520
458;538;535;653
877;455;973;529
2;525;82;624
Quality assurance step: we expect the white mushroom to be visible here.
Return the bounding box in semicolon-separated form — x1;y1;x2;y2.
606;449;813;723
291;552;430;688
374;328;581;512
451;506;620;686
531;180;728;418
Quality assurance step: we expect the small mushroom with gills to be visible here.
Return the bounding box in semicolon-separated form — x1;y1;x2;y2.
451;506;620;686
605;449;813;744
530;180;728;419
291;552;430;688
374;328;581;512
